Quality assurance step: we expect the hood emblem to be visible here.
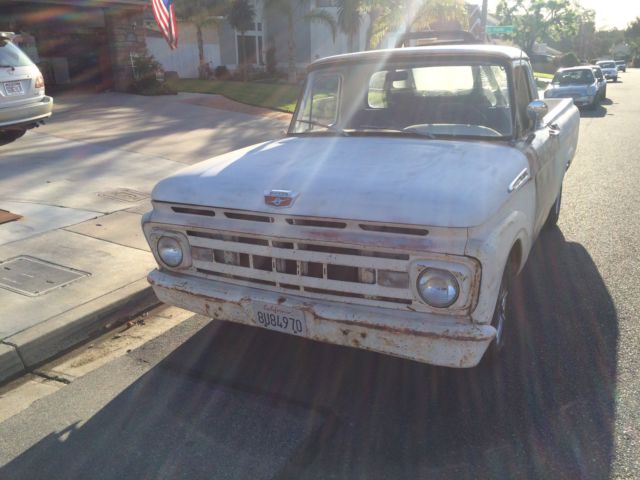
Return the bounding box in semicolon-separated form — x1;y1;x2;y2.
264;190;298;208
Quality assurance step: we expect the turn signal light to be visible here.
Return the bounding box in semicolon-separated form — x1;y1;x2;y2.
34;74;45;89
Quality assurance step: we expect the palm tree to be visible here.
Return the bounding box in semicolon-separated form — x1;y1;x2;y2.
228;0;256;81
366;0;468;49
410;0;468;32
264;0;336;82
176;0;226;79
336;0;362;52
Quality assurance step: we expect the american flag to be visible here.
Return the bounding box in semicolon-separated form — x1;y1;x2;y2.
151;0;178;50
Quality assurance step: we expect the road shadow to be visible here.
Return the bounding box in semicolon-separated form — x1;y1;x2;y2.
0;228;618;480
580;104;608;118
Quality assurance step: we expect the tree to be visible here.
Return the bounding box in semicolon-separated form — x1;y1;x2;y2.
227;0;255;81
625;17;640;64
264;0;336;83
496;0;582;55
410;0;468;32
365;0;468;50
176;0;226;79
336;0;362;52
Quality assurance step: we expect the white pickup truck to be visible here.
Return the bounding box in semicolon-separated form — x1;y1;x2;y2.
143;44;579;368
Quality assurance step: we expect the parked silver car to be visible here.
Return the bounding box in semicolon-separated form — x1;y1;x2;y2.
590;65;607;100
544;66;599;109
0;32;53;144
596;60;618;82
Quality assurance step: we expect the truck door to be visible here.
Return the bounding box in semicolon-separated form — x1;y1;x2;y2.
513;62;560;235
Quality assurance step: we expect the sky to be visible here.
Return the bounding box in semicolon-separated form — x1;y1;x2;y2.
482;0;640;30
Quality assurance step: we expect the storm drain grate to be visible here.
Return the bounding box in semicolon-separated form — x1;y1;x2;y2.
97;188;149;203
0;256;90;296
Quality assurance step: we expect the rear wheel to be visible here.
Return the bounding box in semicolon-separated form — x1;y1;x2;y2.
602;86;607;100
0;129;27;145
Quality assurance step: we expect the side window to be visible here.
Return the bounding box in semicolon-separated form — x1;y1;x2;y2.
297;73;341;130
514;65;533;135
368;70;387;108
479;65;510;107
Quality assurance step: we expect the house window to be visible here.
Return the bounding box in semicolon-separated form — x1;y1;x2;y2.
236;22;263;65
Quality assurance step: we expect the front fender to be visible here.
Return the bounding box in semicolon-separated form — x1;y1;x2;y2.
465;201;533;324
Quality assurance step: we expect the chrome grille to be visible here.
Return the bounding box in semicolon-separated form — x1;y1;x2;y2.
184;229;414;307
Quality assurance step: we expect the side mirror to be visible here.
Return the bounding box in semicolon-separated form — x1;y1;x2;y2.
526;100;548;129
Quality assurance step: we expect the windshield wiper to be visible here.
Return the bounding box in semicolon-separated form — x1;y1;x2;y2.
295;119;348;136
0;65;15;69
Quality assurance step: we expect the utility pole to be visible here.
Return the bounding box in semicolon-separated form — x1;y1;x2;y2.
480;0;488;41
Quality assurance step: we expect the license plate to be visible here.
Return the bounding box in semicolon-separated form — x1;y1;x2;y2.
4;81;23;96
252;301;308;336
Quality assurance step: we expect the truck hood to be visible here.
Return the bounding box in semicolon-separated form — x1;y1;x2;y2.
152;137;529;228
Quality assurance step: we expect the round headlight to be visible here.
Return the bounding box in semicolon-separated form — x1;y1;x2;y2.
157;236;183;267
417;268;459;308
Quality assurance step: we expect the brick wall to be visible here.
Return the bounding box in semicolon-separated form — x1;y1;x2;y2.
105;6;145;91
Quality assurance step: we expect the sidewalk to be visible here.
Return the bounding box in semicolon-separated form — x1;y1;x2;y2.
0;91;291;383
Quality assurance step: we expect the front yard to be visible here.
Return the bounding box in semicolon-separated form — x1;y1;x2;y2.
174;79;301;113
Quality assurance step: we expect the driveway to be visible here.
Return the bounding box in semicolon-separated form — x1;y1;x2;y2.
0;91;290;368
0;91;291;245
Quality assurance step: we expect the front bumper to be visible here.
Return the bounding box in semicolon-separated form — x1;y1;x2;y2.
0;96;53;129
604;73;617;80
148;269;495;368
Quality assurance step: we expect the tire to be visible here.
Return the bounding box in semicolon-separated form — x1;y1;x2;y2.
484;258;516;361
0;129;27;145
602;87;607;100
545;186;562;228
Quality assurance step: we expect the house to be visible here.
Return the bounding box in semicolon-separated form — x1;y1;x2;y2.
0;0;146;92
146;0;366;78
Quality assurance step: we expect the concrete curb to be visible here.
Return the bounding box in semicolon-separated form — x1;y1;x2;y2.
0;278;159;385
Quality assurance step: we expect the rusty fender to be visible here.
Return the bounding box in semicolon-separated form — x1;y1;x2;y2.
148;270;495;368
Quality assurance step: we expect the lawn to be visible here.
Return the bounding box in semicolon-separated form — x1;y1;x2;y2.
174;79;301;113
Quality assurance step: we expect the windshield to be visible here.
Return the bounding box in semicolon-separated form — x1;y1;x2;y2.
291;60;513;139
552;69;594;85
598;62;616;69
0;39;34;67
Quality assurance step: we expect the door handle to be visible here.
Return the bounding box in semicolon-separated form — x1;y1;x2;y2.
549;123;561;136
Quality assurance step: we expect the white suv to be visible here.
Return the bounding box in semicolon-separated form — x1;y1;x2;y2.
0;32;53;144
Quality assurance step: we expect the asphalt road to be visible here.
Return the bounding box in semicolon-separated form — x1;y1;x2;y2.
1;71;639;479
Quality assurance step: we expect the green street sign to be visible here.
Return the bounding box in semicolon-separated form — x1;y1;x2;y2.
486;25;515;34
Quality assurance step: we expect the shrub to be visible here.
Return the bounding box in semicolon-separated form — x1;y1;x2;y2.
130;50;176;95
559;52;579;68
214;65;230;80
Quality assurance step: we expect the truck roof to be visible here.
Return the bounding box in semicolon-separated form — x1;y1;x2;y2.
309;45;529;70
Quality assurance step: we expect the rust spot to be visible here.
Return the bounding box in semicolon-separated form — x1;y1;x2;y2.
352;338;361;347
277;296;286;305
326;316;489;342
360;332;367;339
